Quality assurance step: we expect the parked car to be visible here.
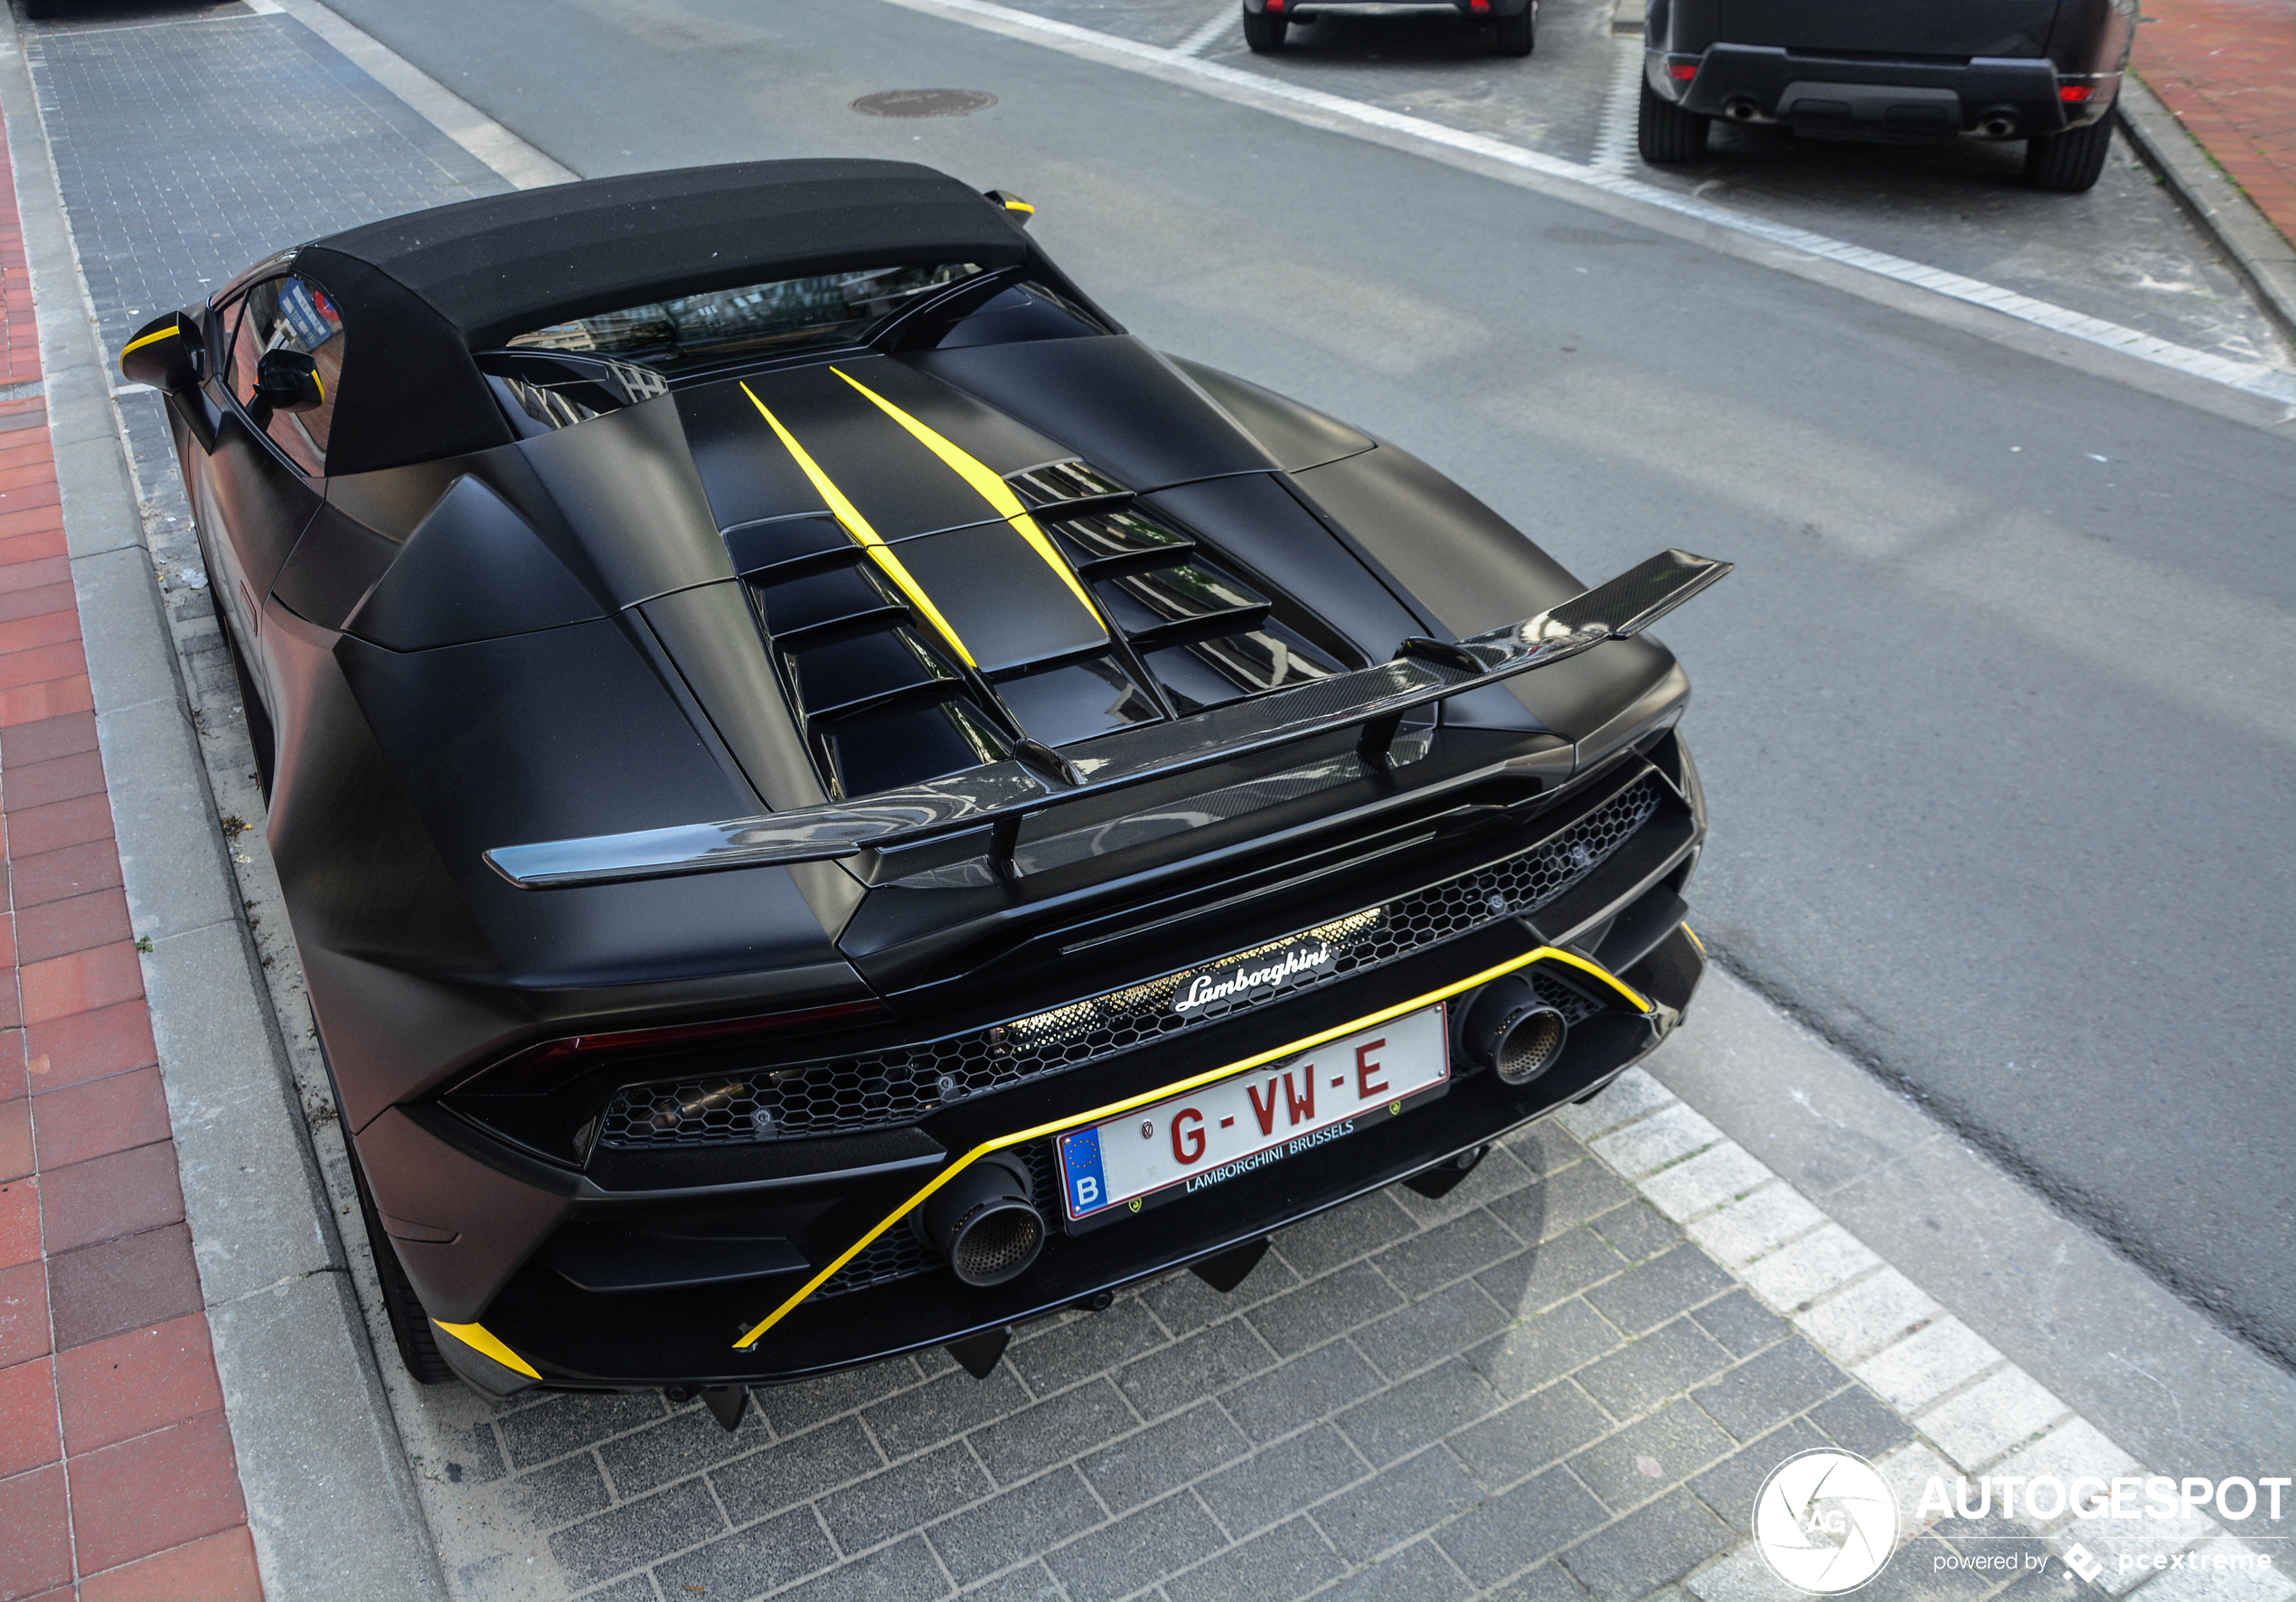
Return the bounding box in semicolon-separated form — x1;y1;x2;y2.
1243;0;1538;57
1637;0;2135;191
120;159;1727;1420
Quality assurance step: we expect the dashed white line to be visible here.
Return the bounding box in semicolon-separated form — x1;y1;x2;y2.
1173;0;1239;57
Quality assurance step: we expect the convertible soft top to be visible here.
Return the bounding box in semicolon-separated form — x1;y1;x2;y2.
280;159;1032;476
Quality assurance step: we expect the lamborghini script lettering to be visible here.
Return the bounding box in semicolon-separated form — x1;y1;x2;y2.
1172;941;1333;1012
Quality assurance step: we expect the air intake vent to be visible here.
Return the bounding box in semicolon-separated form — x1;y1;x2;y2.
724;461;1361;797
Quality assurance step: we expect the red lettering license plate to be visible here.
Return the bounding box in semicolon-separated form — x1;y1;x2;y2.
1056;1004;1450;1226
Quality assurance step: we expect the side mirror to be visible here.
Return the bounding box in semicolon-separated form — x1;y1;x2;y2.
253;348;325;415
984;189;1034;227
119;311;202;391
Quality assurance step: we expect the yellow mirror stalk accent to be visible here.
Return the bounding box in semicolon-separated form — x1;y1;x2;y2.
121;324;182;355
731;944;1650;1350
432;1319;542;1380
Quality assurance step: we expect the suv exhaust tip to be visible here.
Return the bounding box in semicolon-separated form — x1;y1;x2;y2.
1979;108;2020;138
1726;98;1761;121
916;1157;1045;1287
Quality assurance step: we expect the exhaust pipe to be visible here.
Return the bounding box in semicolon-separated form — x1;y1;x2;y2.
1457;976;1570;1087
1979;108;2020;138
1726;98;1760;122
914;1156;1044;1287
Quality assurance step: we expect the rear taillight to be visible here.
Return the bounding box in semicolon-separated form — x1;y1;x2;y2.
2058;84;2094;102
1668;61;1699;82
443;999;887;1164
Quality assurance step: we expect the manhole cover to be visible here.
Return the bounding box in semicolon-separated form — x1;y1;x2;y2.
851;89;998;118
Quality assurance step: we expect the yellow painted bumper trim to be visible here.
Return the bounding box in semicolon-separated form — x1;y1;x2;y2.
732;945;1651;1350
829;365;1107;630
740;381;980;668
433;1319;542;1380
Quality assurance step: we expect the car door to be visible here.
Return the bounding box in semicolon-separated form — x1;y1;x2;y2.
192;273;343;695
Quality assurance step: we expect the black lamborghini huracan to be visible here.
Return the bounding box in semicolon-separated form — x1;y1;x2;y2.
122;160;1727;1423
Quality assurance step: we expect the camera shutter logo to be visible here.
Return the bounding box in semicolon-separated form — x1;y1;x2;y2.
1752;1448;1900;1594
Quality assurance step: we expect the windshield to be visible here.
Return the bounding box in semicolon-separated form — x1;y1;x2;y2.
505;262;982;372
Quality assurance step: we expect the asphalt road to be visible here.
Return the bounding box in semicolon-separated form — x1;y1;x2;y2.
102;0;2296;1363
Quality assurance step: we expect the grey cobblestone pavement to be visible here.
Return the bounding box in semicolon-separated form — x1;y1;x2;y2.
14;5;2292;1599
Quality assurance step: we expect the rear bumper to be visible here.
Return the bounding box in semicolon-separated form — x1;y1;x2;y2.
1650;46;2119;136
1248;0;1536;18
376;740;1711;1392
448;922;1706;1390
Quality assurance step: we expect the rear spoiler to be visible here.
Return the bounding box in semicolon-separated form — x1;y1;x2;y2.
485;549;1730;890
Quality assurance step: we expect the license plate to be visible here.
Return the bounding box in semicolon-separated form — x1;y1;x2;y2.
1057;1004;1450;1226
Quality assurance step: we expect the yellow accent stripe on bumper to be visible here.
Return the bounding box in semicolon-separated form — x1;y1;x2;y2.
733;945;1650;1350
740;381;980;668
829;366;1107;629
433;1319;542;1380
121;324;181;356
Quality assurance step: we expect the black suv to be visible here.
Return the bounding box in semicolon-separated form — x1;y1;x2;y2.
1637;0;2136;191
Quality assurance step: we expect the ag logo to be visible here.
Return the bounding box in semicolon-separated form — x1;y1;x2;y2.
1752;1449;1898;1594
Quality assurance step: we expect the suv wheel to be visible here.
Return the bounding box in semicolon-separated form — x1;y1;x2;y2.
1242;4;1286;51
1495;9;1534;55
351;1147;456;1384
2025;115;2114;193
1638;79;1710;164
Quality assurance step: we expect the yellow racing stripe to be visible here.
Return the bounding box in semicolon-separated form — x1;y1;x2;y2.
740;381;979;668
433;1319;542;1380
829;367;1107;628
732;945;1651;1349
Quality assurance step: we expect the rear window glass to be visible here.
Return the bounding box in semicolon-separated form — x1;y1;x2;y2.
505;263;981;372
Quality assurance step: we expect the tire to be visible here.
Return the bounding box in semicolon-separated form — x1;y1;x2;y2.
1637;78;1710;164
2025;114;2114;193
350;1146;456;1385
1494;8;1534;56
1241;5;1286;52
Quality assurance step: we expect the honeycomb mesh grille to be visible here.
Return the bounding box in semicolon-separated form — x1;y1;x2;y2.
598;777;1660;1150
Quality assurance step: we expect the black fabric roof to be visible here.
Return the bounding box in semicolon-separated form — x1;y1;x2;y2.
287;159;1031;477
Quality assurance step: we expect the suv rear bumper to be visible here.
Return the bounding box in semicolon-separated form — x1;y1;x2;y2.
1651;46;2118;137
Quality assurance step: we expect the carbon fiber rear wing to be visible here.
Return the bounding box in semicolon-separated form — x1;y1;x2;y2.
485;549;1730;890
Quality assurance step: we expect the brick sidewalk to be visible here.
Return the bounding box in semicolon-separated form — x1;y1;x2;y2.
0;114;262;1602
2135;0;2296;241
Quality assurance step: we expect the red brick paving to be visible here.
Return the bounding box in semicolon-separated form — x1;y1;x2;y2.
0;114;260;1602
2136;0;2296;242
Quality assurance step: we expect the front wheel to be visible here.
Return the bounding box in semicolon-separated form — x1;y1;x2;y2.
2025;115;2114;193
1242;5;1287;51
1494;8;1533;55
1637;79;1710;164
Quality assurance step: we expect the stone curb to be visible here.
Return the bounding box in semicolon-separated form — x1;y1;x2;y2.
1560;1070;2296;1602
0;15;449;1602
2117;74;2296;350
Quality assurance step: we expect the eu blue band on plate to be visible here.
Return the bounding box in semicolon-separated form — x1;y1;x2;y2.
1060;1126;1108;1217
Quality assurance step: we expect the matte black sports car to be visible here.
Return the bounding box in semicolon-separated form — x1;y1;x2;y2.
122;160;1727;1424
1637;0;2133;191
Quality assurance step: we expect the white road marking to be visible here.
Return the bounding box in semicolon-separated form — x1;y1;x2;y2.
880;0;2296;410
1589;29;1642;174
279;0;577;189
1174;0;1239;56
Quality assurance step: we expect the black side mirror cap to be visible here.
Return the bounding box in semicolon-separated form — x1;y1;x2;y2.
254;347;325;414
984;189;1034;227
119;311;202;391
